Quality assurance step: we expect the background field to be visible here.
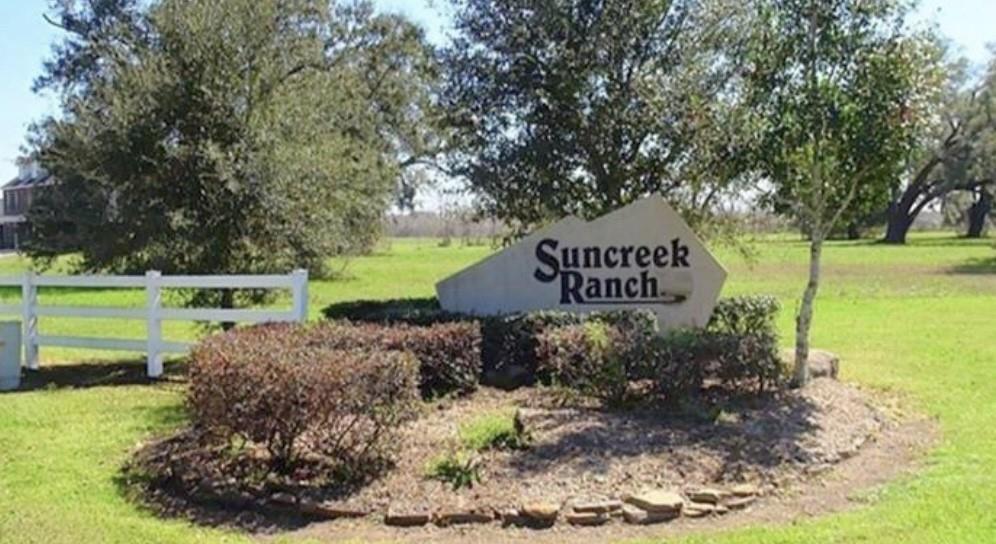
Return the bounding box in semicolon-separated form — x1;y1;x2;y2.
1;233;995;543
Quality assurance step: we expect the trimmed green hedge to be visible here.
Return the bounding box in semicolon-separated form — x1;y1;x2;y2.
322;298;657;389
321;296;448;325
707;295;785;393
538;296;785;406
320;295;784;400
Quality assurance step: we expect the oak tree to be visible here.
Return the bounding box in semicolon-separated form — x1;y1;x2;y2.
28;0;439;308
883;51;996;243
441;0;756;235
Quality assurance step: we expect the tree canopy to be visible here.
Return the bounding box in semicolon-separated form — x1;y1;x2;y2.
441;0;756;235
28;0;440;285
883;48;996;243
743;0;940;384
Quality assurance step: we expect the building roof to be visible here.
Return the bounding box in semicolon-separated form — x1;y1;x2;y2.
3;173;52;190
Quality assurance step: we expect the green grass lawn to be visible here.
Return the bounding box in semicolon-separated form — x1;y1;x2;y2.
1;233;995;543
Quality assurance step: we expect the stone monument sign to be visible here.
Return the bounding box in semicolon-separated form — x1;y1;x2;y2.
436;196;727;329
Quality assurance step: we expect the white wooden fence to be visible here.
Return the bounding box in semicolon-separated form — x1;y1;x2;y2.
0;270;308;378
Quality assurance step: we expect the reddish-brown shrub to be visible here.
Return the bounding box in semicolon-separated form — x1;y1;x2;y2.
307;321;481;398
187;323;420;476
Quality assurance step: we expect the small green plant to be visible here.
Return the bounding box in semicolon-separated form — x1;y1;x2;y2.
458;410;529;451
425;451;482;490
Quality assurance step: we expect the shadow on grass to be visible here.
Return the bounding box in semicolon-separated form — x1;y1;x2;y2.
894;235;993;247
6;359;188;393
115;479;319;534
136;399;189;429
0;285;145;299
946;256;996;275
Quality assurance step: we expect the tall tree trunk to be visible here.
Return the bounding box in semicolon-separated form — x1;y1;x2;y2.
883;165;940;245
846;221;861;240
794;233;823;387
966;190;992;238
883;214;912;244
883;198;915;244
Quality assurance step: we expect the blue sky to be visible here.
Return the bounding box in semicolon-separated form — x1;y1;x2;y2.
1;0;993;193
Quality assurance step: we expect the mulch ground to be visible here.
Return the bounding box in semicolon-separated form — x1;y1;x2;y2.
128;378;936;541
279;416;935;544
341;378;886;511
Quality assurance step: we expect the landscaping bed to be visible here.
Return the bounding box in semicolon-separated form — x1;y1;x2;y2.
127;376;891;532
325;379;885;512
120;296;913;536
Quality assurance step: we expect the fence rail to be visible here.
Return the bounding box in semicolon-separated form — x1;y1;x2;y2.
0;270;308;377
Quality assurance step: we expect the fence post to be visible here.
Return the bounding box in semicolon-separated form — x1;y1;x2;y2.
291;269;308;322
21;271;37;370
146;270;163;378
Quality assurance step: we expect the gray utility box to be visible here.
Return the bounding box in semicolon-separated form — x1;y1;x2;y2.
0;321;22;391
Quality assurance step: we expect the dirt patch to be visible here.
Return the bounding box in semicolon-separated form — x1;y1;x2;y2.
277;415;935;544
332;379;886;512
128;379;937;541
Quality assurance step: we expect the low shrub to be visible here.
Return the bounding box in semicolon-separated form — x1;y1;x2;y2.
537;322;633;406
707;295;786;393
458;409;528;451
539;323;710;407
317;296;783;398
425;451;482;490
478;312;580;386
307;320;482;398
708;295;780;337
536;295;786;407
643;329;711;404
187;323;420;477
319;297;657;389
321;297;454;326
477;309;656;388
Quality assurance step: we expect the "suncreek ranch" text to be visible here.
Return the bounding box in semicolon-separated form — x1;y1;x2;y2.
532;238;691;304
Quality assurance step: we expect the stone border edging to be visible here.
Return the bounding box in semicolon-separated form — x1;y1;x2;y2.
268;483;761;529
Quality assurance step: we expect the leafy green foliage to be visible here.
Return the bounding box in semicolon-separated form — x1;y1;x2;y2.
537;321;706;406
425;451;482;490
537;295;784;406
642;329;710;404
441;0;755;234
708;295;780;337
748;0;939;235
475;310;655;386
707;295;786;392
458;410;528;451
26;0;440;307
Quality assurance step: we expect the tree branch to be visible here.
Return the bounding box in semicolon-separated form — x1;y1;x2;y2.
42;13;72;32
